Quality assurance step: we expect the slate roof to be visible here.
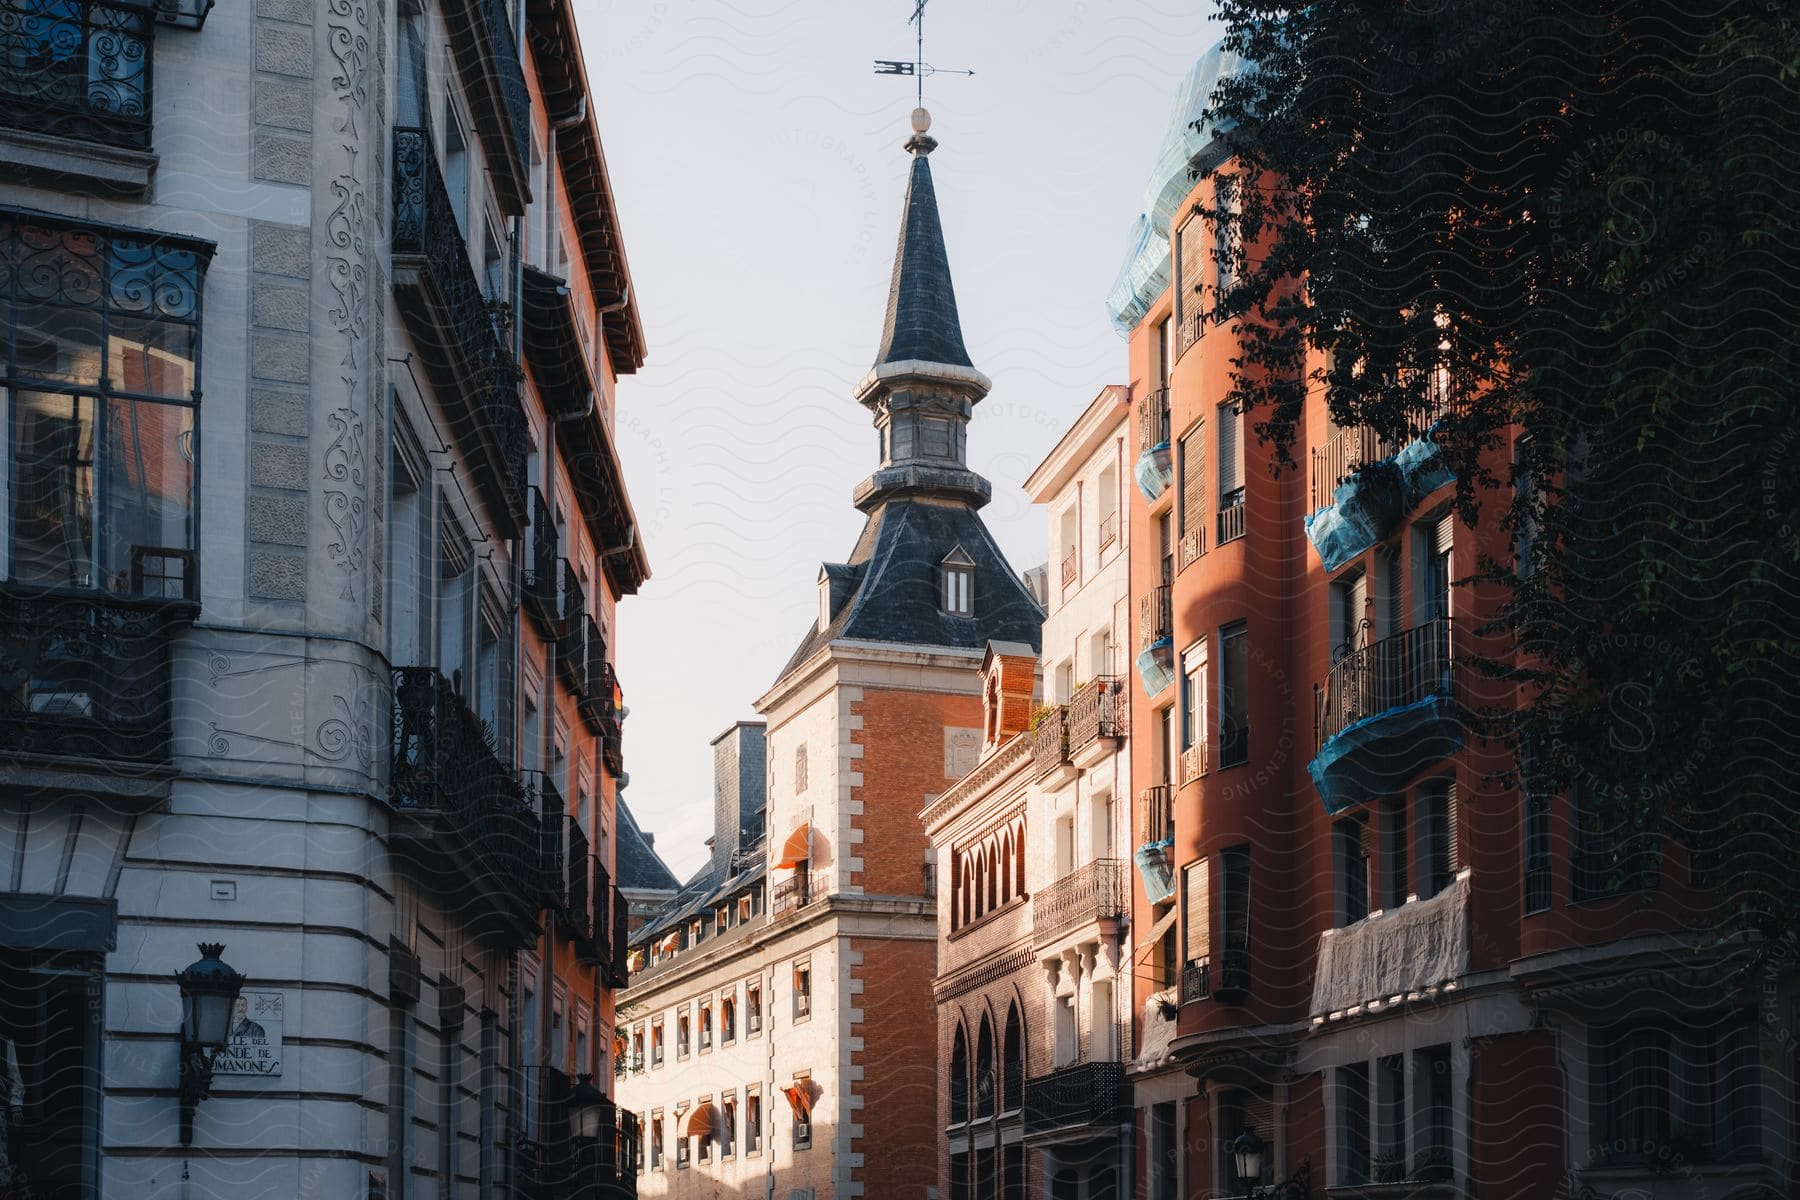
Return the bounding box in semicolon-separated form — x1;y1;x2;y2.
872;151;973;370
614;798;679;892
780;495;1043;678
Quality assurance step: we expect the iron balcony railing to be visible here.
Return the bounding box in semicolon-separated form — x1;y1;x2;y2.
1030;706;1070;778
524;487;560;623
1139;585;1172;649
1137;388;1170;455
517;1067;640;1198
1098;511;1119;550
519;771;566;907
0;588;190;765
773;874;811;916
392;125;529;521
457;0;530;173
557;569;589;691
1033;859;1127;943
599;683;624;777
579;860;613;967
1180;957;1211;1004
389;667;544;913
1216;487;1247;545
562;818;594;942
1310;424;1396;512
1;0;153;149
1138;784;1172;845
1068;677;1125;754
577;628;612;730
608;883;631;988
1315;617;1455;748
1060;547;1078;588
1023;1061;1128;1136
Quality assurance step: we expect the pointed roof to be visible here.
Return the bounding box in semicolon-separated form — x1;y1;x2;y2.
871;133;973;371
614;798;679;893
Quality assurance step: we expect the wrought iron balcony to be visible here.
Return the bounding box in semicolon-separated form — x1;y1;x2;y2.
0;587;191;775
607;882;632;988
1310;424;1397;513
556;568;588;690
392;125;530;529
1316;617;1456;748
1216;487;1247;545
523;487;560;630
561;818;594;943
1030;705;1070;779
1;0;153;150
1067;676;1125;756
773;874;811;916
575;859;612;966
1139;586;1172;649
520;770;566;907
1060;547;1077;588
1137;387;1170;456
576;625;612;729
1023;1061;1129;1138
1138;784;1172;846
1180;957;1211;1004
516;1068;640;1199
389;666;545;921
1032;859;1126;944
1098;510;1119;550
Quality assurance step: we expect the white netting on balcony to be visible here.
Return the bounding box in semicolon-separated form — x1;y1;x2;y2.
1310;871;1470;1019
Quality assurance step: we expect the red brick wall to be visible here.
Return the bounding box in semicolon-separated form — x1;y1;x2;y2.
1470;1031;1565;1199
852;935;940;1198
850;687;983;897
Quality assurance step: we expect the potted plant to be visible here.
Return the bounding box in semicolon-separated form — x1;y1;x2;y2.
1411;1147;1453;1183
1372;1152;1407;1183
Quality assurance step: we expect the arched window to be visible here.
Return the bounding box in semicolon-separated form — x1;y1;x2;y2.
1003;1004;1024;1115
1014;821;1027;895
975;1017;996;1119
998;833;1012;904
986;844;999;911
949;1026;969;1125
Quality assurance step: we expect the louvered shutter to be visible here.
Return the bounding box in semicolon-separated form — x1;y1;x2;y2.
1183;859;1210;963
1176;214;1206;352
1180;423;1207;536
1432;513;1455;554
1445;778;1460;875
1218;404;1243;497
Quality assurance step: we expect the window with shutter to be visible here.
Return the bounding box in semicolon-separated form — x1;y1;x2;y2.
1178;421;1207;568
1218;403;1243;498
1182;859;1210;964
1175;213;1207;355
1220;845;1251;993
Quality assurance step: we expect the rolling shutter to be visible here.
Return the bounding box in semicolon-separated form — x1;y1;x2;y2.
1183;859;1210;964
1179;422;1207;535
1218;404;1242;496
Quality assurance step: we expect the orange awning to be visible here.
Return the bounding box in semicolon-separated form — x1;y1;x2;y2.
781;1083;816;1121
775;824;813;869
657;932;679;955
682;1103;717;1138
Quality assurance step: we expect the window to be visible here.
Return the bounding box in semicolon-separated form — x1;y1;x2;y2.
1338;1063;1371;1185
650;1115;663;1168
1001;1006;1023;1115
1220;845;1251;992
721;1095;737;1157
1182;858;1210;1000
747;983;763;1035
1416;779;1454;899
677;1010;690;1059
675;1116;690;1168
1379;796;1409;909
438;523;472;687
1523;781;1552;914
746;1091;762;1153
1059;506;1078;590
1097;462;1119;549
1217;623;1249;768
720;996;736;1043
1571;780;1657;902
1376;1056;1406;1180
650;1020;664;1067
1180;640;1208;769
975;1019;996;1116
941;546;974;616
795;743;808;792
1418;512;1453;623
1594;1015;1761;1163
948;1026;968;1125
1217;403;1246;543
444;109;471;234
1177;421;1207;566
1335;815;1369;926
1214;177;1241;295
1175;212;1206;353
1;0;154;149
1151;1102;1179;1200
786;1084;814;1150
715;906;729;935
1331;568;1369;656
388;421;429;664
1154;318;1172;386
3;214;207;596
0;950;103;1197
1417;1046;1453;1176
792;963;811;1019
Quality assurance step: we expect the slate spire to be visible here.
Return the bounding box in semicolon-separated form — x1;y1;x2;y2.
853;109;993;514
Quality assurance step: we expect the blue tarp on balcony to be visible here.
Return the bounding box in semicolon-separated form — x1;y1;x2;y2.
1137;637;1175;697
1307;692;1463;814
1134;840;1176;905
1303;437;1454;573
1135;445;1173;503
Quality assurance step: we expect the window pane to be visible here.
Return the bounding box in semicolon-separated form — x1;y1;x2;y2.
101;395;192;592
108;314;196;399
10;390;95;586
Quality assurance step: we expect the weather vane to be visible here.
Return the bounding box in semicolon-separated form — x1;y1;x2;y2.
874;0;974;109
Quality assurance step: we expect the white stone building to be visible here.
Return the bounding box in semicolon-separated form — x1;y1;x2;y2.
0;0;650;1195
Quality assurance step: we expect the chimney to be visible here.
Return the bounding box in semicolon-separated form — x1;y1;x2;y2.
710;722;768;878
982;641;1038;751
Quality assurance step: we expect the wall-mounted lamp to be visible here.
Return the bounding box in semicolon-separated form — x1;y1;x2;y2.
175;942;245;1145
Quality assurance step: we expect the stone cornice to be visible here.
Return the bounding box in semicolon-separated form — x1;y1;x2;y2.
922;733;1029;829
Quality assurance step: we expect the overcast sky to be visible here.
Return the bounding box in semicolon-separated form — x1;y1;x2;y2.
577;1;1223;880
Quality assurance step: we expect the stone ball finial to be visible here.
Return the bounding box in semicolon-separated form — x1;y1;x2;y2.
911;107;932;134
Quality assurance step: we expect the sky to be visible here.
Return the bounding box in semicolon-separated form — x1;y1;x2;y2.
575;1;1224;880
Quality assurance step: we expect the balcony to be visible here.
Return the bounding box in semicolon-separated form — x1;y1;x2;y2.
1134;388;1173;503
1030;706;1072;785
560;818;595;943
523;488;561;632
606;882;631;988
1098;510;1119;551
0;588;192;797
1309;617;1462;814
1310;873;1469;1020
1304;418;1455;573
577;637;614;731
1032;859;1126;946
1180;957;1211;1004
1177;525;1206;572
516;1067;640;1200
389;667;546;925
1216;487;1247;545
1024;1062;1129;1140
1067;676;1125;767
441;0;531;209
1178;740;1208;788
1135;585;1174;697
1133;785;1175;904
0;0;153;152
1060;547;1078;589
576;859;613;966
520;771;566;908
773;873;812;916
556;567;588;690
391;126;530;533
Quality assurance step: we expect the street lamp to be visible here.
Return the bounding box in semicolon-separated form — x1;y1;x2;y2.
174;943;245;1145
1232;1127;1265;1198
568;1073;607;1142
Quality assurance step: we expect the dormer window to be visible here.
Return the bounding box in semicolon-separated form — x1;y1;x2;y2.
941;547;974;617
